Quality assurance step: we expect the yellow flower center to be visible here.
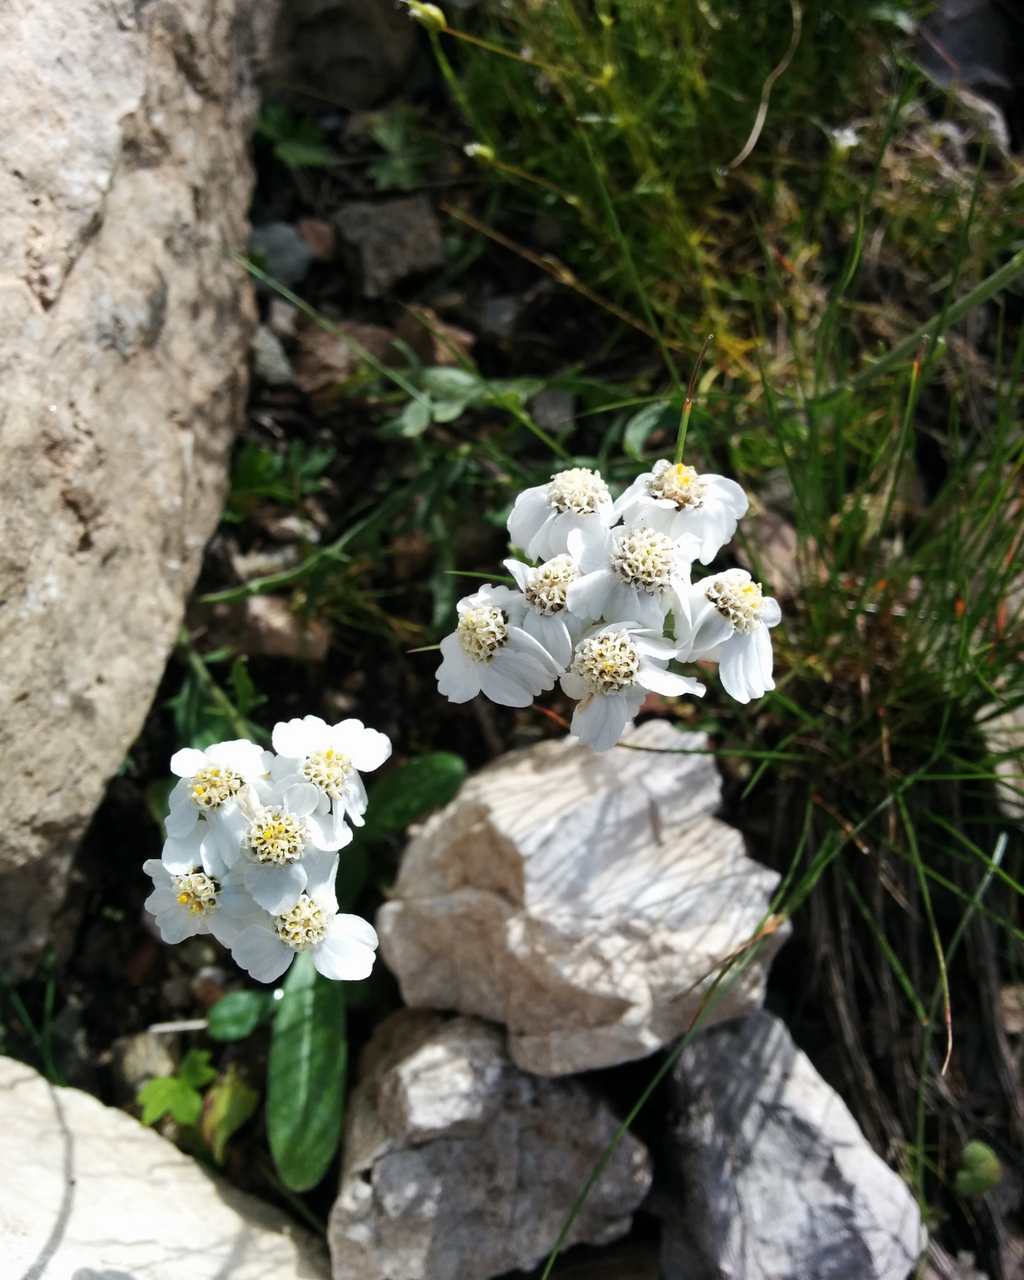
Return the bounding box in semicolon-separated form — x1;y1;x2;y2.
174;871;219;916
573;631;642;695
189;765;243;810
706;572;764;635
275;895;328;950
610;527;675;591
458;605;509;663
248;808;308;865
525;555;579;615
303;748;352;799
648;462;705;510
548;467;610;515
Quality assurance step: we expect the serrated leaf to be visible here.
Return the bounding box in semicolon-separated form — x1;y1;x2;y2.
201;1066;260;1164
362;753;467;841
267;953;347;1192
623;400;674;460
137;1076;203;1127
178;1048;217;1091
207;990;274;1042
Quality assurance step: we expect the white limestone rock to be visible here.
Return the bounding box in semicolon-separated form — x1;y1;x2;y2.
658;1010;925;1280
377;721;787;1076
0;1054;327;1279
328;1011;652;1280
0;0;276;977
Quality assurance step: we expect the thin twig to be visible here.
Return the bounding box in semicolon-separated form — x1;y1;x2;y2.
721;0;803;172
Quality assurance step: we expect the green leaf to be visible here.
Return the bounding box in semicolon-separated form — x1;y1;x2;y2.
396;397;432;438
201;1066;260;1164
275;139;341;169
955;1140;1002;1197
420;367;481;402
207;990;275;1042
177;1048;217;1091
137;1076;203;1127
267;953;347;1192
362;752;467;841
623;400;674;460
430;399;468;424
229;657;266;720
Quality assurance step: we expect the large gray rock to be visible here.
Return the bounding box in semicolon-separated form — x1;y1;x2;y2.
0;1054;328;1278
328;1012;652;1280
658;1011;924;1280
0;0;276;976
377;721;787;1075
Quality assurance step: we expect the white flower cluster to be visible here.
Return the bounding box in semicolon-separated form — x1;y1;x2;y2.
436;460;781;751
143;717;391;984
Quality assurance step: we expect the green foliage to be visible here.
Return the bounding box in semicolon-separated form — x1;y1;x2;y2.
137;1049;217;1127
362;753;468;841
368;106;440;191
167;636;268;749
207;990;276;1042
267;953;348;1192
257;104;340;170
226;440;336;521
201;1066;261;1164
955;1141;1003;1198
384;367;546;439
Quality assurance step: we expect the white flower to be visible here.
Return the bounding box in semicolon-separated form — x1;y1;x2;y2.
239;788;327;914
436;584;562;708
615;459;748;565
270;715;392;850
566;524;700;629
143;859;253;948
164;739;268;839
676;568;781;704
560;623;705;751
503;548;586;668
230;851;378;984
507;467;614;565
160;809;248;879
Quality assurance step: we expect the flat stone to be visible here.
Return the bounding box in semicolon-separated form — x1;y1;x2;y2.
328;1012;652;1280
0;1054;328;1278
0;0;276;977
377;721;787;1075
334;196;444;299
657;1011;924;1280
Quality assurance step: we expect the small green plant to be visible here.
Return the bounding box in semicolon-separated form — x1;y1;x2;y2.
138;1048;217;1127
257;104;340;170
226;440;336;521
138;1050;259;1166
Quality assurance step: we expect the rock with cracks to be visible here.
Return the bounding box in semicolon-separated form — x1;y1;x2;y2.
328;1011;652;1280
0;1054;328;1279
377;720;787;1076
0;0;276;976
656;1010;924;1280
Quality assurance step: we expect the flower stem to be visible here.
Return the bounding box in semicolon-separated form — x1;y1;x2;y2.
674;333;714;463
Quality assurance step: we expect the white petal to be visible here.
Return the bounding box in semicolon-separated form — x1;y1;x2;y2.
162;834;200;875
308;806;354;852
312;916;378;981
163;803;198;839
284;782;321;818
142;858;171;887
243;861;308;914
507;485;551;551
638;664;705;697
612;473;648;519
479;662;536;708
523;610;573;668
144;888;177;915
504;558;532;592
232;925;295;984
703;474;749;518
571;693;631;752
198;830;229;879
566;570;616;622
208;739;265;777
329;720;392;773
272;716;327;761
718;634;756;704
560;670;587;700
303;849;341;906
170;748;208;778
155;904;199;945
436;633;482;703
759;596;782;628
